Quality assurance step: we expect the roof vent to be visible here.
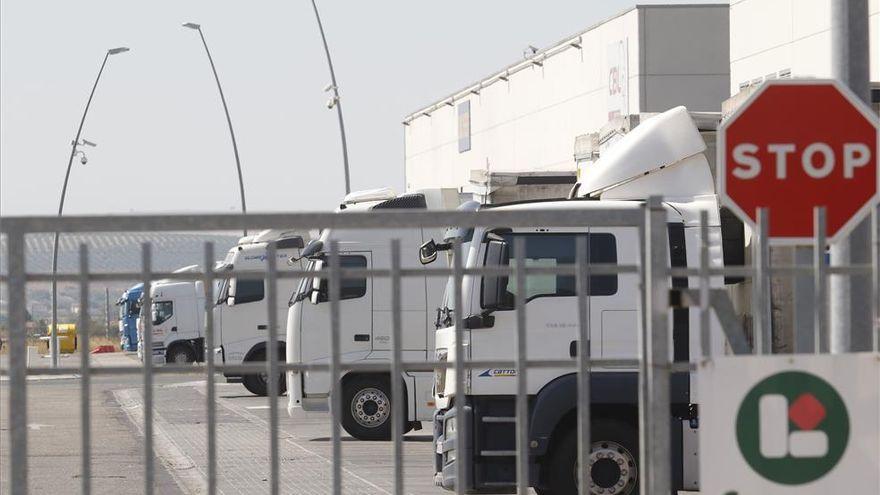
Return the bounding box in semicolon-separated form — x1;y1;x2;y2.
371;193;428;210
342;188;397;205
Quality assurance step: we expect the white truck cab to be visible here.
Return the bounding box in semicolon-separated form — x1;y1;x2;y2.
214;229;308;396
431;107;742;494
141;265;206;365
286;189;458;440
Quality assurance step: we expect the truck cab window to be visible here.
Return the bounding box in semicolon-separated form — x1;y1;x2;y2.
152;301;173;325
233;278;265;304
487;233;617;307
291;255;367;304
338;255;368;300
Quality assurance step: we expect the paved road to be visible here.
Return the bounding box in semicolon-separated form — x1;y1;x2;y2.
1;351;445;494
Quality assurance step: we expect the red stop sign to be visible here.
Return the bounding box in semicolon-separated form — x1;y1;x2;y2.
718;80;879;244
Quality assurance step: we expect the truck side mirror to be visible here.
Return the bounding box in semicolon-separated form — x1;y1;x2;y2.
419;239;438;265
481;240;509;310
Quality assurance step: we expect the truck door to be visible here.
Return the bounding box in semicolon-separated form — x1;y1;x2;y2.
218;274;267;364
151;300;177;346
300;252;372;395
469;229;592;394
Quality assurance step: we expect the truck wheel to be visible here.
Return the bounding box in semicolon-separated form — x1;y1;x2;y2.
544;419;638;495
241;349;287;396
340;375;411;441
167;345;195;364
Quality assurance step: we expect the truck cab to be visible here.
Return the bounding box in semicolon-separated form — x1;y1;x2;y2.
116;283;143;352
432;107;739;494
286;189;458;440
142;266;206;365
213;229;308;396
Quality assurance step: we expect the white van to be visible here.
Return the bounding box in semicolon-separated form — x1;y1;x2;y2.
214;229;308;396
286;189;458;440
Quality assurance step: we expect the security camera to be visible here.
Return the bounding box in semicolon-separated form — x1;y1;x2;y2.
80;155;88;165
326;96;338;109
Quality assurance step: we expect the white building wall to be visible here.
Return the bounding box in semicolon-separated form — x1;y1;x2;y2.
730;0;879;94
404;5;730;193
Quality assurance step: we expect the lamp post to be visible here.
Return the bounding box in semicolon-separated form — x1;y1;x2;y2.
309;0;351;195
50;46;129;368
183;22;248;235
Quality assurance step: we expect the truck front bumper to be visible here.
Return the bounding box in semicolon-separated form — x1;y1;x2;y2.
150;347;166;366
433;404;473;492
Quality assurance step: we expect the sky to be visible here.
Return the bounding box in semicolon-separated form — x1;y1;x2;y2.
1;0;722;216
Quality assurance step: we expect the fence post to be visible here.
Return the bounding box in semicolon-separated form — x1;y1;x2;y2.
639;196;671;495
7;226;28;494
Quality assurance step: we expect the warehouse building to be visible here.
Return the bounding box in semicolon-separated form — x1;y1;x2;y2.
729;0;879;97
403;4;730;202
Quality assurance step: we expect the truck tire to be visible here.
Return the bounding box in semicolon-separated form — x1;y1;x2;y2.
241;349;286;396
167;345;196;364
340;374;411;441
543;419;639;495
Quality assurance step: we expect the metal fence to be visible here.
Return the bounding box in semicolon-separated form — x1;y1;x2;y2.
2;198;878;495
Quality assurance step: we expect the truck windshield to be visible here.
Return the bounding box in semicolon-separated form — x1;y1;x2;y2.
215;265;232;305
290;259;318;305
436;237;472;328
129;299;141;317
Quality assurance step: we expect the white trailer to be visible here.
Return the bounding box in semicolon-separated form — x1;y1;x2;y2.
430;107;744;494
213;229;309;396
141;265;206;365
286;189;458;440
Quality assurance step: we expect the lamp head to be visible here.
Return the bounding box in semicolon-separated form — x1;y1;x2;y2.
108;47;130;55
182;22;201;30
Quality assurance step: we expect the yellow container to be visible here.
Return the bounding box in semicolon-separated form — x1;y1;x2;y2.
46;324;77;353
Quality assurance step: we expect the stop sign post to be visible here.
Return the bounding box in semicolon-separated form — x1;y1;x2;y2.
718;79;879;245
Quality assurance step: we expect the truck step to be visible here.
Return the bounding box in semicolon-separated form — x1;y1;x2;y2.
481;416;515;423
479;450;517;457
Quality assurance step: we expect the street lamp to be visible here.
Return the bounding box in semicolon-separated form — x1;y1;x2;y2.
182;22;248;235
50;46;129;368
309;0;351;195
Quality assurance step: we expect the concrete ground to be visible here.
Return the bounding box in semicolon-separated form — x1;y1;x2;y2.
1;351;444;494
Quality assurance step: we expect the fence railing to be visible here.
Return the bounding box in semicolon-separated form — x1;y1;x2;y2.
2;199;878;495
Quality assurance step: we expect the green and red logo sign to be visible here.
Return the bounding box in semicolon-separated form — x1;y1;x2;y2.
735;371;850;485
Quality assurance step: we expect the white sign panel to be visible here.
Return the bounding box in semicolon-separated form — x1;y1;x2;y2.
699;353;879;494
606;38;628;119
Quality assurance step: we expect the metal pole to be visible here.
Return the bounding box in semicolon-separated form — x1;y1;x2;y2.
51;48;127;368
8;228;28;494
188;25;248;236
310;0;352;195
105;287;111;340
639;196;671;495
830;0;871;354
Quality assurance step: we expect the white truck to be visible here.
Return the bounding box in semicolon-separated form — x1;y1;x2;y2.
214;229;309;396
142;265;206;365
429;107;744;494
286;189;460;440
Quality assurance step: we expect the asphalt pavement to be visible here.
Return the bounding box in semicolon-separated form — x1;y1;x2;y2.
1;351;443;494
